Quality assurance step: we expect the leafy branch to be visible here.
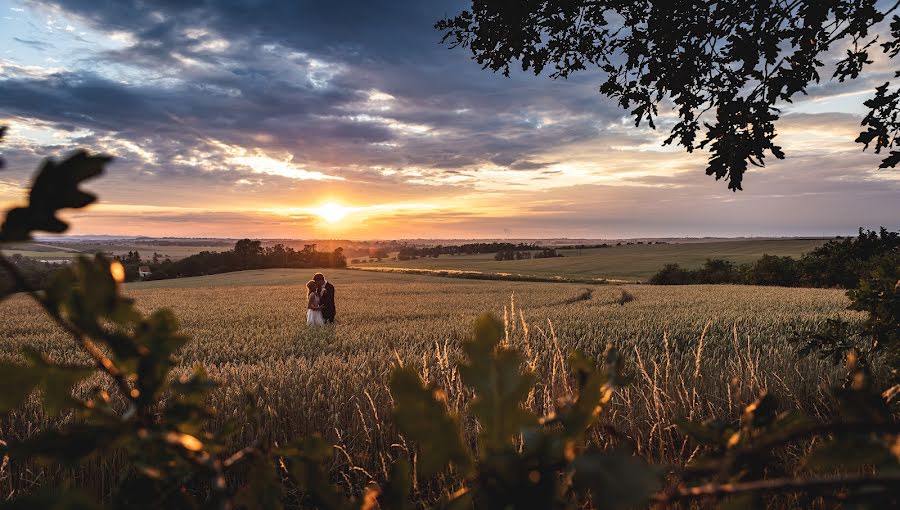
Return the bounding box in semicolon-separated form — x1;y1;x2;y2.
437;1;900;190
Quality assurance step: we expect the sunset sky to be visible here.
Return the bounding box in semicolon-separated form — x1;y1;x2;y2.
1;0;898;239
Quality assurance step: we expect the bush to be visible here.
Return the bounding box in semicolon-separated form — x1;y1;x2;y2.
650;230;900;288
649;263;694;284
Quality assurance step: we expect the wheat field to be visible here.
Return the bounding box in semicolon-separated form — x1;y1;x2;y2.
0;269;861;499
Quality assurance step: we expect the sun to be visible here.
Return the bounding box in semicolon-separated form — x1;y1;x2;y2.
316;202;352;224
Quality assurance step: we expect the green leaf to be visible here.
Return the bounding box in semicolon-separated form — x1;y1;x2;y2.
0;151;110;242
459;313;536;453
572;450;662;510
389;367;472;477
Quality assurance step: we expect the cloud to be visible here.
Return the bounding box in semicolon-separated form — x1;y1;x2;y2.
13;37;54;51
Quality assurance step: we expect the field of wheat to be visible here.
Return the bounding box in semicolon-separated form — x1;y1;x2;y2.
0;268;862;499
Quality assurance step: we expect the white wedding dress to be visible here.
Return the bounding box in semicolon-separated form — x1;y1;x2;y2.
307;292;325;326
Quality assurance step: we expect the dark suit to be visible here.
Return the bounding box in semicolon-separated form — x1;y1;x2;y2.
320;282;336;323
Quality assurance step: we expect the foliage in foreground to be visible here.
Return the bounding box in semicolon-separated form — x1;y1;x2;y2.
0;134;898;508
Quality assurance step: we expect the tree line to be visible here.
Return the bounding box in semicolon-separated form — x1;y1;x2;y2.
494;248;563;261
397;242;541;260
650;228;900;287
142;239;346;281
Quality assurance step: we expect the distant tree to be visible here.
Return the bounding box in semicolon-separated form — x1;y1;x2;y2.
743;254;801;286
801;227;900;287
438;1;900;190
533;248;562;259
649;263;693;285
698;258;738;283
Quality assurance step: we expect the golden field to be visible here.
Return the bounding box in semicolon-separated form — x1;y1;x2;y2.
0;269;861;497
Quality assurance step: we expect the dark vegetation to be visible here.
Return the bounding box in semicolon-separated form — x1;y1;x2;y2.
142;239;346;281
5;240;349;285
0;254;67;294
650;228;900;288
494;248;562;261
398;242;540;260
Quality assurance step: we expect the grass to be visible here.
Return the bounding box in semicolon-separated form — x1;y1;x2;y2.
357;239;827;282
0;268;859;501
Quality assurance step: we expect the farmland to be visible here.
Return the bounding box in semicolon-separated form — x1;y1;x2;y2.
355;238;827;282
0;268;861;499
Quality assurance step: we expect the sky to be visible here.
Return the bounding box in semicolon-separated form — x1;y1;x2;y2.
0;0;898;240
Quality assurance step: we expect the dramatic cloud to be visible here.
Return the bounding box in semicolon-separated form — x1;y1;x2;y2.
0;0;897;238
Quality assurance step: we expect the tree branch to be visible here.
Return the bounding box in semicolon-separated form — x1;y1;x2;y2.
0;251;136;406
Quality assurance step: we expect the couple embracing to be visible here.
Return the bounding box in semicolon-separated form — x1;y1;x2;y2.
306;273;335;326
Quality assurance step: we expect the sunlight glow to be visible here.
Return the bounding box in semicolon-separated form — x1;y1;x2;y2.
316;202;352;224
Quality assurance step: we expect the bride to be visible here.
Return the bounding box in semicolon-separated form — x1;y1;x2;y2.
306;280;325;326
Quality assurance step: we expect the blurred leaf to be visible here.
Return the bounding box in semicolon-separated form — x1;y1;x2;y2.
0;151;110;242
561;349;625;438
135;309;191;405
835;379;892;424
0;363;43;413
4;424;119;466
378;457;412;510
112;473;199;510
806;438;894;472
459;314;536;452
39;363;93;414
741;392;779;431
0;489;98;509
284;436;352;510
572;450;662;510
389;367;472;477
235;457;283;510
676;419;731;447
0;355;91;415
721;493;759;510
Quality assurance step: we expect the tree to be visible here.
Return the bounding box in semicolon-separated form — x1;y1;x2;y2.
438;1;900;190
233;238;262;269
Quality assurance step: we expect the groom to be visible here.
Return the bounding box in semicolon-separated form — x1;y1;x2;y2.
314;273;335;323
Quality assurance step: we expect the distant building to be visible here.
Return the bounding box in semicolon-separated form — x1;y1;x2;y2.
138;266;152;278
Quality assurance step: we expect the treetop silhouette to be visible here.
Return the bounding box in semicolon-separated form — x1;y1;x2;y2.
437;1;900;190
